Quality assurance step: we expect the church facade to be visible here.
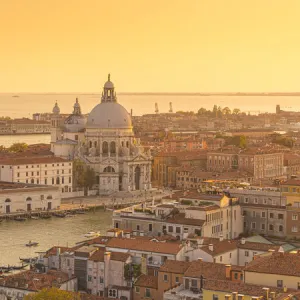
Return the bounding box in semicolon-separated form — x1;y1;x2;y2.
50;75;152;193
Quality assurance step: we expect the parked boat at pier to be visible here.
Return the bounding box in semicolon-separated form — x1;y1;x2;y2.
25;241;39;247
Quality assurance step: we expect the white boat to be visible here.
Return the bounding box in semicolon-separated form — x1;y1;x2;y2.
84;232;100;238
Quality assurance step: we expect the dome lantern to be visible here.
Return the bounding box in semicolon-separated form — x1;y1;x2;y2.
73;98;82;115
52;101;60;114
101;73;117;103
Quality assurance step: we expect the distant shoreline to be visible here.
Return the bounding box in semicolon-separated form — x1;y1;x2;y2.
2;92;300;96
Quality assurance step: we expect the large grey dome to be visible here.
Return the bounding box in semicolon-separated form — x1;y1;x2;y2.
87;102;132;129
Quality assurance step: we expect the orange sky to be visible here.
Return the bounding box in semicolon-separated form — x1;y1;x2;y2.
1;0;300;92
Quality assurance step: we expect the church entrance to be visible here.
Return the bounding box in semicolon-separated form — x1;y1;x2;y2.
135;166;141;190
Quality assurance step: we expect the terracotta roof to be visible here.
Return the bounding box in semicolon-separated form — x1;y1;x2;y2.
166;213;205;226
159;260;191;274
238;241;280;252
245;252;300;276
203;279;295;298
135;275;158;289
184;261;227;280
89;250;130;263
44;246;73;258
282;179;300;186
106;237;183;255
200;240;238;256
200;240;279;256
0;270;74;291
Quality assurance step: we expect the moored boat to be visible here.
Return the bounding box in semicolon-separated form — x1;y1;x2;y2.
26;241;39;247
84;231;100;238
14;217;27;222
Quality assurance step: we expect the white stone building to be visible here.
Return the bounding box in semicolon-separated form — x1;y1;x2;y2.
0;181;60;213
0;156;73;196
51;75;152;194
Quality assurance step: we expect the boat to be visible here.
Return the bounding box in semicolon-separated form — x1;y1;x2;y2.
26;241;39;247
53;213;66;218
105;208;114;212
40;214;51;219
65;214;76;218
19;257;38;263
76;210;86;214
84;232;101;238
30;216;39;220
11;264;28;270
14;217;27;222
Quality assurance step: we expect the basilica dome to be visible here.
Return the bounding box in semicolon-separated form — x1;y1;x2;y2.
86;74;132;129
87;102;132;129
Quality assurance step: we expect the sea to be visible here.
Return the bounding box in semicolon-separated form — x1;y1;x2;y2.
1;93;300;119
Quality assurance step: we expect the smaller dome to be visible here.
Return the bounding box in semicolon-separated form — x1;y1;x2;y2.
52;102;60;114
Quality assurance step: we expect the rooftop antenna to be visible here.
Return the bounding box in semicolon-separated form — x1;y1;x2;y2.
169;102;173;113
155;103;159;114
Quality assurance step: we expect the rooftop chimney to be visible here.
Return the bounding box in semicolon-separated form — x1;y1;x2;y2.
262;287;269;300
270;291;276;299
232;292;238;300
197;258;203;262
241;238;246;245
225;264;231;279
225;295;232;300
237;295;244;300
219;235;224;242
56;247;61;256
208;244;214;251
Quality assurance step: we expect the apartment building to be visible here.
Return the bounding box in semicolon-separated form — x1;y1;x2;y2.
192;237;279;266
207;148;284;181
229;187;287;237
113;191;243;240
0;156;73;197
244;251;300;290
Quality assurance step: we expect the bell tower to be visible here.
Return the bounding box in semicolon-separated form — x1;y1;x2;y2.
101;74;117;103
51;101;63;143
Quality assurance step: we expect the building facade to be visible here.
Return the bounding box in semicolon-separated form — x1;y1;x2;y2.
51;75;152;193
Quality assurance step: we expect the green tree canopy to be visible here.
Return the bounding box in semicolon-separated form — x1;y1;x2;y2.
232;108;241;115
8;142;28;153
84;166;96;189
73;159;85;188
24;288;80;300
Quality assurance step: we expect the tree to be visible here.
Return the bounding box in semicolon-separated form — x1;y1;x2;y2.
73;158;85;188
24;288;80;300
233;108;241;115
222;107;231;115
0;145;6;152
8;142;28;153
84;166;96;189
197;107;207;115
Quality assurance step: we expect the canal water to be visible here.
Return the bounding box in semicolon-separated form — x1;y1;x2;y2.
0;210;112;266
0;134;50;148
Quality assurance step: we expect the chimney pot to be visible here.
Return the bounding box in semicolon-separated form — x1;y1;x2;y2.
241;238;246;245
219;235;224;242
208;244;214;251
225;264;231;279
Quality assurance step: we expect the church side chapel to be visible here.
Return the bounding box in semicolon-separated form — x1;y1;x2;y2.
50;75;152;194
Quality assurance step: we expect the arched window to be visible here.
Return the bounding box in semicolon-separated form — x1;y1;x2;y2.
126;141;129;148
5;199;11;203
56;177;60;184
103;141;108;154
26;197;32;201
110;141;116;154
47;195;53;200
94;141;97;148
104;166;115;173
89;141;92;148
31;179;34;184
279;225;283;232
